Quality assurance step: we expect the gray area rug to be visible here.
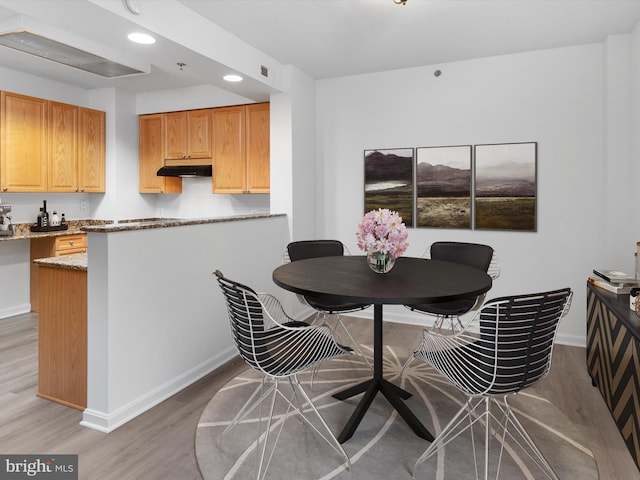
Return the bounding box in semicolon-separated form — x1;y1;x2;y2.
196;345;598;479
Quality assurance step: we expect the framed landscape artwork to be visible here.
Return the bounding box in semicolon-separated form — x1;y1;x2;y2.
474;142;537;231
364;148;414;226
415;145;472;229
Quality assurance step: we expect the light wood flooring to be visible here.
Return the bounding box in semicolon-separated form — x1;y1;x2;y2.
0;312;638;479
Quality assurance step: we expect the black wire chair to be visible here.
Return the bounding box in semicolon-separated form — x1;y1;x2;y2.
215;270;351;479
411;287;573;480
284;240;372;369
405;241;499;333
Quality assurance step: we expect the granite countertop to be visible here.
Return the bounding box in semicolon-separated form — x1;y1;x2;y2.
0;214;284;240
81;213;284;233
0;220;113;241
33;252;87;271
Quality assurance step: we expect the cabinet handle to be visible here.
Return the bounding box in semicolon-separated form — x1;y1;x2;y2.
69;240;74;246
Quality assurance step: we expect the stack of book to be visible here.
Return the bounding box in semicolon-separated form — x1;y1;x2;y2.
589;269;639;294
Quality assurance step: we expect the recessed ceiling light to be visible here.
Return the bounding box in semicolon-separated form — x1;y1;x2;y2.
128;32;155;45
223;74;243;82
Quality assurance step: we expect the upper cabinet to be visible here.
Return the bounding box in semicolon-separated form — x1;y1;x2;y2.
48;101;78;192
139;114;181;194
138;103;269;195
0;91;106;193
77;107;106;193
164;109;212;163
245;103;270;194
1;92;49;192
212;103;270;194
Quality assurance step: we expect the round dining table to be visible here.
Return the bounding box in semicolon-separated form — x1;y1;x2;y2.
272;255;492;443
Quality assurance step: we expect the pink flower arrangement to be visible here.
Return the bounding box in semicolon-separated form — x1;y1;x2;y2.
356;208;409;258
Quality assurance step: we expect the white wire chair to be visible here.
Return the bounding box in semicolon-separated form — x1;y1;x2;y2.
283;240;372;369
215;270;351;480
406;242;500;333
411;287;573;480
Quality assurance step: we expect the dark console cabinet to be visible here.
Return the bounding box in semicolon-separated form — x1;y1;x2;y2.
586;282;640;469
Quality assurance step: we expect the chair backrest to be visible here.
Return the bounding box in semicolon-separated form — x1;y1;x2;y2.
429;241;494;273
286;240;345;262
215;270;268;372
474;287;573;395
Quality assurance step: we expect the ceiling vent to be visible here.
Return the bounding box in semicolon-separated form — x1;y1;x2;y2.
0;16;149;78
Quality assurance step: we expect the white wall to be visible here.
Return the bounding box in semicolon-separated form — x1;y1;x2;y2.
83;215;290;432
631;24;640;245
316;43;619;346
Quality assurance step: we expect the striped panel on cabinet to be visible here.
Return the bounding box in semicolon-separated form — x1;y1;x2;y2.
587;285;640;469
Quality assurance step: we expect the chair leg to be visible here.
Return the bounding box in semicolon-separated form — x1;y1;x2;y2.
497;396;560;480
413;397;486;477
244;375;350;479
414;395;560;480
320;312;371;371
219;378;274;445
288;375;351;471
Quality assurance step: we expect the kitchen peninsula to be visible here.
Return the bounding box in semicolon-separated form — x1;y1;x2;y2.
25;214;289;431
70;213;288;432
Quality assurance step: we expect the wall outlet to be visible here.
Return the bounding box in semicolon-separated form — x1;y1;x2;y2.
80;199;88;211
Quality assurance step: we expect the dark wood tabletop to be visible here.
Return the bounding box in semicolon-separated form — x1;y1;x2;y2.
273;255;492;305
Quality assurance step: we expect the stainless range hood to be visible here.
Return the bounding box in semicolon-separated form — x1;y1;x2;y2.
157;165;212;177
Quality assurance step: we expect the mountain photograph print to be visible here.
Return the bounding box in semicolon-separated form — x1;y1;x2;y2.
415;145;472;228
474;142;537;231
364;148;414;226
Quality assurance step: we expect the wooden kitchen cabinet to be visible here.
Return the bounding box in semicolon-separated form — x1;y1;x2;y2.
48;101;78;192
245;103;270;193
78;107;106;192
139;114;182;194
0;91;49;192
30;234;88;312
212;103;270;194
164;109;212;162
38;264;87;410
1;91;105;193
49;104;105;193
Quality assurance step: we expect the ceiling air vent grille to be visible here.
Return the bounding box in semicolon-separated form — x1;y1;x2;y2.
0;30;145;78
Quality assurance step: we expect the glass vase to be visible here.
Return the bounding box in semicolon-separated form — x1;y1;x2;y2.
367;251;396;274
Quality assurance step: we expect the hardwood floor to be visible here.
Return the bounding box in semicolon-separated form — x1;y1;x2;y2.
0;313;638;479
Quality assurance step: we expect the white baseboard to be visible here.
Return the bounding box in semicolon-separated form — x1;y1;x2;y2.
80;347;237;433
0;303;31;319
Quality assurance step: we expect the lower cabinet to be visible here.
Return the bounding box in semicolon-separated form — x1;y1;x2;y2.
586;282;640;469
37;265;87;410
30;234;87;312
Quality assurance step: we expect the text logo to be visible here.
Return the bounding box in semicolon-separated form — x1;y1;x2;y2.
0;455;77;479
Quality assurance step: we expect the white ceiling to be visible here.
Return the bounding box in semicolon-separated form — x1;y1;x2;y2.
0;0;639;100
181;0;640;79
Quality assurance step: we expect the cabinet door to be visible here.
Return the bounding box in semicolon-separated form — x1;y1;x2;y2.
1;92;48;192
245;103;270;193
187;109;212;159
48;101;78;192
139;114;181;194
212;106;245;194
164;111;188;160
78;107;105;192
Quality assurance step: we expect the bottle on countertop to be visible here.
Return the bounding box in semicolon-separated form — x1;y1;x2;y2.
42;200;49;227
37;208;44;228
50;211;60;227
61;213;66;225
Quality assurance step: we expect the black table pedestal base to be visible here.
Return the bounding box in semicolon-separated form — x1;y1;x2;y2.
333;304;434;444
333;378;433;443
